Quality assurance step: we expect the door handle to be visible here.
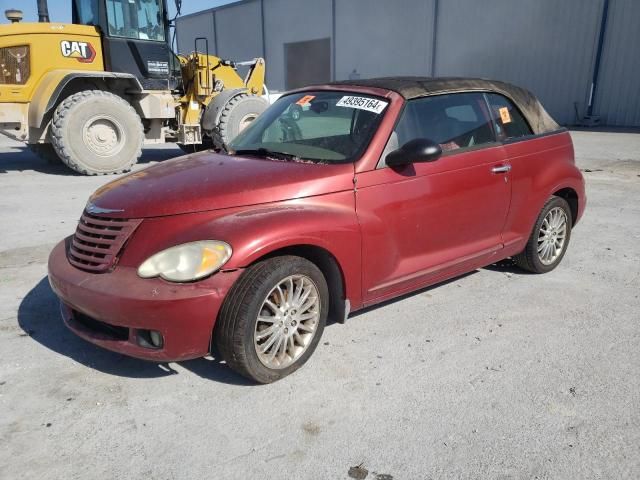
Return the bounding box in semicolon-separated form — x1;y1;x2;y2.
491;165;511;174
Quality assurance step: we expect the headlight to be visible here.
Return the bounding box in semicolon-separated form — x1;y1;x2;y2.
137;241;232;282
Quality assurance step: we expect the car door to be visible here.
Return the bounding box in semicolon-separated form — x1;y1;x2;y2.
483;92;564;251
355;92;512;304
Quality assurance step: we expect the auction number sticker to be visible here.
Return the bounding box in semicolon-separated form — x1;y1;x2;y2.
336;96;388;114
499;107;512;124
296;95;315;106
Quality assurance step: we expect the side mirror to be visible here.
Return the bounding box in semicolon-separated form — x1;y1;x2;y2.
386;138;442;167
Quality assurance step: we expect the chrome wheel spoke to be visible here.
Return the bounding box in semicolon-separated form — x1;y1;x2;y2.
256;324;278;340
264;299;280;314
258;315;277;324
298;322;315;333
261;330;280;354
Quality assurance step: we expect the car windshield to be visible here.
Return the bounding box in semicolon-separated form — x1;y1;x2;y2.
228;91;389;163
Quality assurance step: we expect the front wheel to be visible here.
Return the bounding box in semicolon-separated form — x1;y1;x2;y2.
215;256;328;383
514;196;573;273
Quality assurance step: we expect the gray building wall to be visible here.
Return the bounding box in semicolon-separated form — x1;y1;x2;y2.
177;0;640;127
176;11;215;55
433;0;604;124
262;0;333;89
215;1;263;63
334;0;435;81
593;0;640;126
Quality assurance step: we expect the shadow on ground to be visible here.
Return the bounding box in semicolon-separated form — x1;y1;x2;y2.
18;277;253;385
0;145;184;175
483;257;533;274
19;260;527;383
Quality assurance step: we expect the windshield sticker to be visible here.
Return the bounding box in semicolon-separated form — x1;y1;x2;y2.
336;96;388;114
499;107;512;124
296;95;316;106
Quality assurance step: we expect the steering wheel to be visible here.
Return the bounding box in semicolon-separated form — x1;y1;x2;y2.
278;117;302;142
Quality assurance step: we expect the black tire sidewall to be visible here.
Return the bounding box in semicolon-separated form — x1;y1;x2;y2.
527;196;573;273
237;257;328;383
52;92;143;174
219;96;269;145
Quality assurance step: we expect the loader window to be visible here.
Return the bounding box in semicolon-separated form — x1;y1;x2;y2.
73;0;99;25
229;91;389;163
106;0;165;41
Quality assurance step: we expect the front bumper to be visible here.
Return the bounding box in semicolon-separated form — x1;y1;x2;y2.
48;238;243;362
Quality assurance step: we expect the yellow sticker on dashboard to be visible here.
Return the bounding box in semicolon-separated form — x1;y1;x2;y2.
499;107;512;124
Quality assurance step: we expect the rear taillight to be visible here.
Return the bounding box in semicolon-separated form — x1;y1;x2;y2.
0;45;30;85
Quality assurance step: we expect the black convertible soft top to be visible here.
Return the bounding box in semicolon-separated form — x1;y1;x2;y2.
327;76;561;135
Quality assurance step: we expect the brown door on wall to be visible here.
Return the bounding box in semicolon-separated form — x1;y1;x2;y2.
285;38;331;90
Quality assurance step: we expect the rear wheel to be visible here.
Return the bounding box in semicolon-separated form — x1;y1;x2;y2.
514;196;572;273
215;256;328;383
51;90;143;175
211;93;269;150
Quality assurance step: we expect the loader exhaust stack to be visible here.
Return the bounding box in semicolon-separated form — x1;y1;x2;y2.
37;0;50;22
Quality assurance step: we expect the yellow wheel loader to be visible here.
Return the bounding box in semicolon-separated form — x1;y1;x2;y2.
0;1;267;175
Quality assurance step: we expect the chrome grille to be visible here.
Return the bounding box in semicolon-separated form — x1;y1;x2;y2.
68;211;141;273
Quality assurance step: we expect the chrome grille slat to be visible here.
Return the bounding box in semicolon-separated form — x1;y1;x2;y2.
75;223;122;236
72;237;117;255
73;230;115;246
67;210;141;273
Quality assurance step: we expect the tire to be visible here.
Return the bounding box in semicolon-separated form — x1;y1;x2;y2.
211;93;269;150
215;256;329;383
514;196;573;273
51;90;143;175
28;143;62;164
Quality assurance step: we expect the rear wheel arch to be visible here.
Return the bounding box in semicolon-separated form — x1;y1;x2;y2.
552;187;579;226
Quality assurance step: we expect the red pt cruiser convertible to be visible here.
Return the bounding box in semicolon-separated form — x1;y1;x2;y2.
48;78;586;383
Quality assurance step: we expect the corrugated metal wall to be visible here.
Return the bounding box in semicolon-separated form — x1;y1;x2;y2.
176;11;215;55
593;0;640;126
334;0;435;81
262;0;333;90
215;1;263;62
434;0;604;125
177;0;640;126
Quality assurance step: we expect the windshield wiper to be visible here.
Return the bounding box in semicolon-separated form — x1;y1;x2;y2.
232;148;300;161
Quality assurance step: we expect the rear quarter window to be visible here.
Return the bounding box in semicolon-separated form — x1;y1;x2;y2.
485;93;532;140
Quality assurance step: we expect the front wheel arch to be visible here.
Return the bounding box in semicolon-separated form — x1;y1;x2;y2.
211;244;347;353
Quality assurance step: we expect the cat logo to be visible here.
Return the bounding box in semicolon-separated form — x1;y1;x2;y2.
60;40;96;63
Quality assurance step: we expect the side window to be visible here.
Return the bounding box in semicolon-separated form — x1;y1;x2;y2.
485;93;532;140
74;0;99;25
388;93;496;162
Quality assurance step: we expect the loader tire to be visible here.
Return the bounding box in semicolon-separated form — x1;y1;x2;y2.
28;144;62;164
211;93;268;150
51;90;143;175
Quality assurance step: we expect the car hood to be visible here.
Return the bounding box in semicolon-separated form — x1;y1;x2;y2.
88;152;355;218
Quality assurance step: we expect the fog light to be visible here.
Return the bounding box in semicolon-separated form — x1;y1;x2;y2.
137;329;164;349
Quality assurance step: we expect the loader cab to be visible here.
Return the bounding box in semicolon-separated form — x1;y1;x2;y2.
72;0;176;89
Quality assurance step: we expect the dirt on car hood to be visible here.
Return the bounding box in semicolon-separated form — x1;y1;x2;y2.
87;152;355;218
